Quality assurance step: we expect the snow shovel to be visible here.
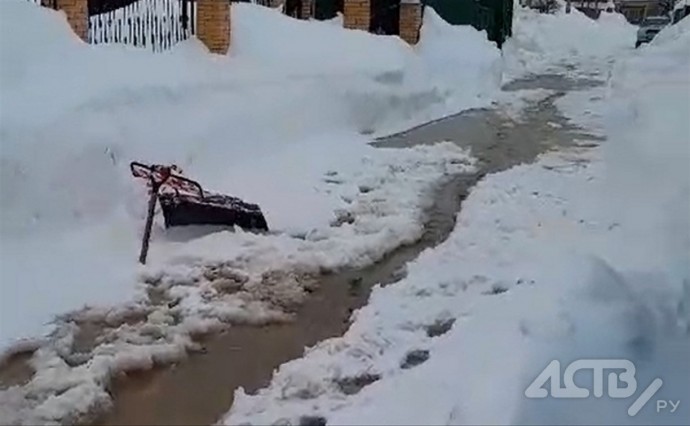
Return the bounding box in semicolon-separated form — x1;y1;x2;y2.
130;162;269;264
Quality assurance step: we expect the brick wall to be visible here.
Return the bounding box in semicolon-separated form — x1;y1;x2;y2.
197;0;231;54
344;0;370;30
55;0;88;41
399;3;422;44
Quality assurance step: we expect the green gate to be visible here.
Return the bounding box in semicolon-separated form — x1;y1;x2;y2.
421;0;512;46
314;0;344;20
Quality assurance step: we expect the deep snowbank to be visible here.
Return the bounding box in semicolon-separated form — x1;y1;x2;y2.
502;2;637;79
417;8;502;103
224;14;690;426
602;15;690;298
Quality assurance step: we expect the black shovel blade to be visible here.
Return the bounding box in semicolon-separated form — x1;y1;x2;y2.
159;193;268;232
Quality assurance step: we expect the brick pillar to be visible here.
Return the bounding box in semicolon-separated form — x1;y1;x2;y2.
54;0;88;41
399;2;422;44
301;0;313;19
344;0;370;30
197;0;231;54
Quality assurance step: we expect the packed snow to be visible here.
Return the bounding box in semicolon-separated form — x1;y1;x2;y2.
0;0;502;423
224;10;689;426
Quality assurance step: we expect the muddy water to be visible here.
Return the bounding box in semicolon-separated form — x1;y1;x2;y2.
96;173;474;426
0;75;602;425
94;76;603;426
0;352;33;391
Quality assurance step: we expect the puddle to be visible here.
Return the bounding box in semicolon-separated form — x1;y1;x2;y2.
500;73;603;92
374;77;603;172
1;74;604;425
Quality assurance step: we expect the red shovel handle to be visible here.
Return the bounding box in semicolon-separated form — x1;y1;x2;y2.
130;161;204;199
130;161;209;265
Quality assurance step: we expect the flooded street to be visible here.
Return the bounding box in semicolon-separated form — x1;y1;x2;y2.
1;75;604;426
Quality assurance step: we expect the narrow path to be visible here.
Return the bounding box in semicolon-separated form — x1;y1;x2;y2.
0;74;604;426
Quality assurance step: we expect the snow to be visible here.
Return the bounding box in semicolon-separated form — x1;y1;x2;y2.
0;1;501;423
416;8;502;102
231;5;412;76
502;2;637;80
223;9;689;426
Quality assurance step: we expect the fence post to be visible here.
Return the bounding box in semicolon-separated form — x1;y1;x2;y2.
54;0;88;41
197;0;231;54
399;1;422;44
344;0;370;30
301;0;313;19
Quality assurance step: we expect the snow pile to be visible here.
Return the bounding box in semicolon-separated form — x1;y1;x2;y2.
502;2;637;79
231;4;414;76
416;8;502;110
602;15;690;290
224;15;689;426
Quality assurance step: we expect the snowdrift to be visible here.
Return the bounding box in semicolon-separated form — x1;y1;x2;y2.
417;8;502;102
602;15;690;287
502;2;637;79
232;4;414;76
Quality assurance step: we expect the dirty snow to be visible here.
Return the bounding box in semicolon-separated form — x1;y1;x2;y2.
223;11;689;426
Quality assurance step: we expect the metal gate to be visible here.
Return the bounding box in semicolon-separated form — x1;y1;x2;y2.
314;0;343;20
480;0;512;46
370;0;400;35
284;0;303;18
27;0;197;52
89;0;197;52
422;0;512;46
27;0;58;8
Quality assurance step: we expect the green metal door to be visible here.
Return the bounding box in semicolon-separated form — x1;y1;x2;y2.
479;0;513;45
422;0;478;25
314;0;343;20
421;0;512;46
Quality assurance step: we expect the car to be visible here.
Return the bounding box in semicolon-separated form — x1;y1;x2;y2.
636;16;671;47
672;0;690;24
